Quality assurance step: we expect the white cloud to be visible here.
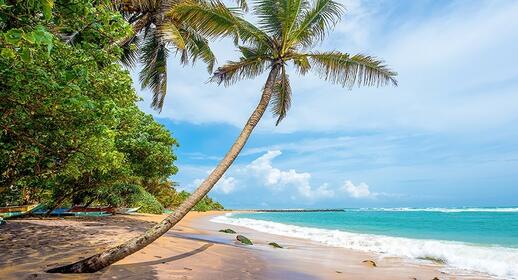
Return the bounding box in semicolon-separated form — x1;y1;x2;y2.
341;180;373;198
184;150;403;203
217;176;237;194
244;150;335;199
190;172;238;194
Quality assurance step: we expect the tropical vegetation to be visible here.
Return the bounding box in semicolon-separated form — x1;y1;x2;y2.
47;0;397;273
0;0;222;213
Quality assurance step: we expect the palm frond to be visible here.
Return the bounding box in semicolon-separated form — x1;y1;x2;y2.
118;12;151;66
158;21;186;49
173;0;270;47
292;54;311;74
211;56;271;86
235;0;248;12
278;0;309;52
119;0;161;12
306;51;398;88
120;34;141;68
289;0;344;48
254;0;284;36
172;1;242;41
270;65;292;125
139;28;169;111
180;27;216;72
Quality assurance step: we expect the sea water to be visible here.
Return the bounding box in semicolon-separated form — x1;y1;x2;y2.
211;208;518;279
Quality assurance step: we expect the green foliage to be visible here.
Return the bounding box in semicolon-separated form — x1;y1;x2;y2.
116;0;218;111
0;0;178;208
142;180;178;209
129;187;164;214
168;190;224;212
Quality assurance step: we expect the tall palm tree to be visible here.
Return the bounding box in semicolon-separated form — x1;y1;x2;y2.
48;0;397;273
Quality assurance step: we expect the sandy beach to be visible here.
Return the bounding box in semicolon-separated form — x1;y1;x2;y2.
0;211;491;279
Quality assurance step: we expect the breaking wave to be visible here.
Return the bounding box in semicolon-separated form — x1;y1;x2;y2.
211;213;518;279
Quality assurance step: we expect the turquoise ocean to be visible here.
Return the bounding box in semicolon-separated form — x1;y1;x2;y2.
211;207;518;279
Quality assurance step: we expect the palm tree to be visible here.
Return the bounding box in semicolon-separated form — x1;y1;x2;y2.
114;0;245;110
48;0;397;273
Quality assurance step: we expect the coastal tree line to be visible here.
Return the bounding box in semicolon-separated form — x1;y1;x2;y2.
1;0;396;274
0;0;222;213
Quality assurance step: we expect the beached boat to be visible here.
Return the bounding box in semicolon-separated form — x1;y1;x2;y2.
71;211;111;217
68;206;115;214
0;204;41;219
32;207;73;216
115;207;141;214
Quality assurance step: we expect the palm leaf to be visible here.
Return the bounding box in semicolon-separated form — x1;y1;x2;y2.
278;0;309;52
211;56;271;86
180;27;216;72
289;0;344;48
270;65;292;125
120;34;141;68
158;21;186;49
306;51;398;88
292;54;310;74
235;0;248;12
254;0;284;36
139;28;169;111
173;0;270;47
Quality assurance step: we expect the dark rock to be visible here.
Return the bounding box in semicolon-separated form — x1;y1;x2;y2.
236;235;253;245
268;242;283;248
418;256;446;264
362;259;377;267
219;228;237;234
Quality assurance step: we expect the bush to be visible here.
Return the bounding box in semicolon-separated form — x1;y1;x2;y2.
130;188;164;214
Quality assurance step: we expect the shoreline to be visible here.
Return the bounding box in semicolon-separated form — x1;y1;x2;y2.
193;211;492;280
0;211;493;279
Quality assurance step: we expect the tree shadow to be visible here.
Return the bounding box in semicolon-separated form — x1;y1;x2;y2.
113;243;213;268
0;216;159;279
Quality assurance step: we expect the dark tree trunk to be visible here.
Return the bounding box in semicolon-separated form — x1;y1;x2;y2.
47;65;281;273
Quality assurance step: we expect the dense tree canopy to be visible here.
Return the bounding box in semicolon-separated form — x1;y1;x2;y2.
0;0;190;210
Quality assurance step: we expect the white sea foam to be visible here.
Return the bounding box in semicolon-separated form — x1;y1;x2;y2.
355;207;518;213
211;214;518;279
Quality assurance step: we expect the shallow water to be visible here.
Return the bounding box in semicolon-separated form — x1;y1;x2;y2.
212;207;518;279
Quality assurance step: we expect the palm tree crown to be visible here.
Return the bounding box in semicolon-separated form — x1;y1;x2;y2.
176;0;397;124
116;0;219;110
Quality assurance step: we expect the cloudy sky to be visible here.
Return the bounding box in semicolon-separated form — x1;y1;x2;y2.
135;0;518;209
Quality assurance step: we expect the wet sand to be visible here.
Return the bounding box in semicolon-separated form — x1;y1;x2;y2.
0;211;491;279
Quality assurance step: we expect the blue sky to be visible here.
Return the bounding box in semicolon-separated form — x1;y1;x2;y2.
134;0;518;209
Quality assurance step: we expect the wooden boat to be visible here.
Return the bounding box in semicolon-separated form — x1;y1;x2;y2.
0;204;41;218
71;211;111;217
115;207;141;214
32;208;73;216
67;206;115;214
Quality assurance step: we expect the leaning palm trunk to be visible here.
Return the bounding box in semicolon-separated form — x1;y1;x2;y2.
46;64;281;273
